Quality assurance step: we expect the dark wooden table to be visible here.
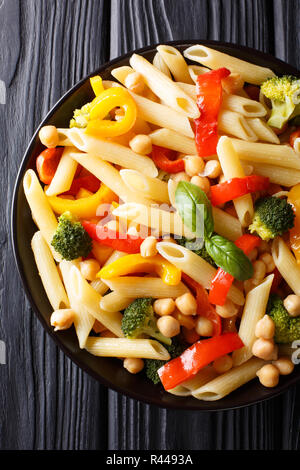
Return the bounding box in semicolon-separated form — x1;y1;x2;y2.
1;0;299;450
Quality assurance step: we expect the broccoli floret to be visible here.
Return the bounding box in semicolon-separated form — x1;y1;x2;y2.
145;338;187;384
261;75;300;129
121;298;171;346
69;102;93;128
249;196;295;241
267;294;300;343
51;211;92;260
176;237;217;267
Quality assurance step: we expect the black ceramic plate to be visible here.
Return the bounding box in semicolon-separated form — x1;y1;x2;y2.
11;40;300;410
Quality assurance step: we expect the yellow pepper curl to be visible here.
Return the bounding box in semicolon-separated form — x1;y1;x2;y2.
86;87;137;138
46;183;117;219
90;76;104;96
97;254;181;286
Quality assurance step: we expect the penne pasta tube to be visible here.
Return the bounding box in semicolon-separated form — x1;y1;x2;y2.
232;274;274;367
85;337;170;360
156;242;245;305
62;128;158;178
23;169;60;260
188;64;210;83
31;232;69;311
244;162;300;187
152;52;172;78
102;277;190;299
176;82;197;100
120;169;170;204
156;45;193;84
112;202;194;238
149;128;197;155
99;291;134;312
222;94;267;117
272;237;300;295
168;366;218;396
230;138;300;170
91;251;127;296
45;147;78;196
217;136;254;227
246;118;280;144
212;207;243;241
192;358;265;401
218;110;258;142
293;137;300;154
183;45;275;85
130;53;200;118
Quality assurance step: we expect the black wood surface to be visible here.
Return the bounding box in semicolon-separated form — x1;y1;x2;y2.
0;0;299;450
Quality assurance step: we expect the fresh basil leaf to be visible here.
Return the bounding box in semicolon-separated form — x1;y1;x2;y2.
175;182;214;239
205;234;254;281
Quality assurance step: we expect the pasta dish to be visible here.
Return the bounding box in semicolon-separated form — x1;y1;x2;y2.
23;44;300;401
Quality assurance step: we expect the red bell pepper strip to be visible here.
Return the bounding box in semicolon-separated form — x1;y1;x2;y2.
209;234;261;306
36;147;64;184
290;128;300;148
210;175;270;206
158;332;244;390
62;175;101;196
194;67;231;157
182;274;222;336
81;221;145;254
270;267;282;293
151;145;184;173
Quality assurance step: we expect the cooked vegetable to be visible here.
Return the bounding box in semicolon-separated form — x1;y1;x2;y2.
69;102;93;129
261;75;300;129
36;147;63;184
145;338;186;384
151;145;184;173
51;211;92;260
121;298;171;346
210;175;269;206
267;294;300;343
249;196;295;241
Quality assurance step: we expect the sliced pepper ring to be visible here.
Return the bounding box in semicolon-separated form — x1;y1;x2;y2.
97;253;181;286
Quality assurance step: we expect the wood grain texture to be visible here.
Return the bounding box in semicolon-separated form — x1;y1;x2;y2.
0;0;299;450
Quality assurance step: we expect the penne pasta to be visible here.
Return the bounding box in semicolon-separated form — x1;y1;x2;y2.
222;94;267;118
272;237;300;295
120;169;170;204
156;242;245;305
156;45;193;84
85;337;170;360
130;53;200;118
246;118;280;144
212;207;243;241
217;136;254;227
149;128;197;155
244;161;300;187
188;64;210;83
45;147;78;196
192;358;265;400
152;52;172;78
232;274;274;366
99;291;134;313
168;366;218;396
183;45;275;85
102;277;190;299
31;231;69;311
218;110;258;142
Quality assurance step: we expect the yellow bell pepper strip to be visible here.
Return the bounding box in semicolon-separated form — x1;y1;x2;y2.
47;183;118;218
85;87;137;138
288;183;300;263
97;254;181;286
90;75;104;96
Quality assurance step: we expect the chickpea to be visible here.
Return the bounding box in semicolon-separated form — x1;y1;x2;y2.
79;259;101;281
157;315;180;338
171;171;190;183
248;248;258;262
252;338;278;360
153;298;176;316
175;293;197;316
255;315;275;340
252;260;266;286
140;236;157;258
124;72;145;94
39;125;59;148
244;279;255;294
272;356;295;375
50;309;74;331
195;317;214;337
216;299;238;318
190;175;210;193
256;364;280;388
123;358;144;374
129;134;152;155
283;294;300;317
204;160;222;179
213;354;233;374
184;155;205;177
259;252;275;273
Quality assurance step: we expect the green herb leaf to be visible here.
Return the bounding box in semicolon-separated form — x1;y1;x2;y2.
175;182;214;239
205;235;254;281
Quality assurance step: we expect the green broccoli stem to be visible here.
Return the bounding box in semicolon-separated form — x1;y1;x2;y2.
143;327;172;346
